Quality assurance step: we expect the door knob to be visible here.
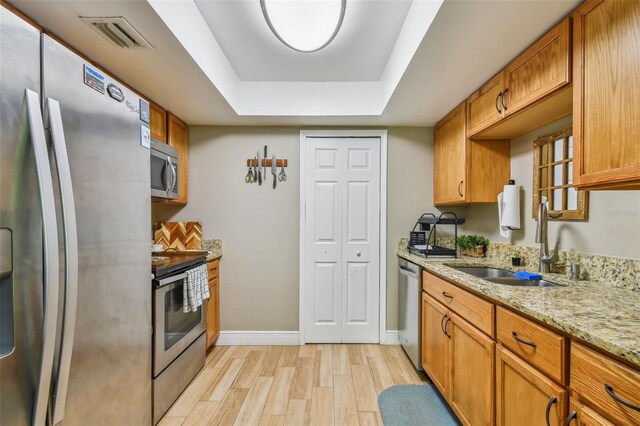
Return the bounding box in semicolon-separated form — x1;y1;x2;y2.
356;251;361;257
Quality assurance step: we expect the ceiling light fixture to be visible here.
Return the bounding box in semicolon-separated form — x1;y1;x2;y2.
260;0;346;53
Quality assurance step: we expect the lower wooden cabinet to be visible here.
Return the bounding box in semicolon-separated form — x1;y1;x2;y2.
421;292;494;426
496;345;567;426
449;312;494;426
566;399;613;426
421;292;449;397
206;260;220;348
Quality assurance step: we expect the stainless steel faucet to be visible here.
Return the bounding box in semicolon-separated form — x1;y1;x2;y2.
535;201;560;273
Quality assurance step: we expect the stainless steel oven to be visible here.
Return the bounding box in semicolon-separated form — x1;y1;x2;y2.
150;140;178;200
152;265;206;424
153;270;205;376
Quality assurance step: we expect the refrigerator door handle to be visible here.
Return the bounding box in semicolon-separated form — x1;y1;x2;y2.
46;98;79;425
25;89;60;426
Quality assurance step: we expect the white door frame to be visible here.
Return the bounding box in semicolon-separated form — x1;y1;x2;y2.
299;130;388;345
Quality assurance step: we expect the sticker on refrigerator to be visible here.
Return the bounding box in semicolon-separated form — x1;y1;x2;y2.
140;125;151;149
84;64;105;94
139;99;150;124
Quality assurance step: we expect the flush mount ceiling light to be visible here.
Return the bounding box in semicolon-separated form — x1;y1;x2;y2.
260;0;346;53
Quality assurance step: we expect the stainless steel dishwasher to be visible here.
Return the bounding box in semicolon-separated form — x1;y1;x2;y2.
398;259;423;370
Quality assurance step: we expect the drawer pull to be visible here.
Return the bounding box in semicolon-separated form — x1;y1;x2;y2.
512;331;537;348
605;384;640;412
442;291;454;300
564;411;577;426
545;396;557;426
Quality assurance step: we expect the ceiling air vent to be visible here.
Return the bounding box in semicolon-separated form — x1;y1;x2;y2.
80;16;153;49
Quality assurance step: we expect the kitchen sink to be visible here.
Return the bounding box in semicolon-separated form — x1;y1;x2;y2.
452;266;561;287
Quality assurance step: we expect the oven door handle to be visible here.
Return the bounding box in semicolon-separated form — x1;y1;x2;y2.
156;272;188;288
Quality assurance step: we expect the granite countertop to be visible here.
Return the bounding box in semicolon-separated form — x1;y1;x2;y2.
202;239;223;262
397;245;640;368
151;251;207;277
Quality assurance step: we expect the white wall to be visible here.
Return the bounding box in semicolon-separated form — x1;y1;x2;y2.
153;126;440;331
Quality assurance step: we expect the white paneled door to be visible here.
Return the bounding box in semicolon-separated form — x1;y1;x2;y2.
304;137;380;343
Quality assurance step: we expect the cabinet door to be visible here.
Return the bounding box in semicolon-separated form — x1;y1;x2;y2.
504;17;571;116
467;73;505;137
449;312;495;426
434;102;467;205
149;101;167;143
496;346;567;426
566;400;614;426
573;0;640;188
167;113;189;205
421;292;450;398
205;281;216;348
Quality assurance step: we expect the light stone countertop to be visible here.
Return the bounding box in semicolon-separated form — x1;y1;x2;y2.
397;245;640;368
202;239;223;262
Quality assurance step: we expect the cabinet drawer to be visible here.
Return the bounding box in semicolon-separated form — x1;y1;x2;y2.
571;342;640;425
208;260;219;280
496;307;567;384
423;271;494;337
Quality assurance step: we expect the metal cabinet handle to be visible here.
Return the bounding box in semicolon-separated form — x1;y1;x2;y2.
443;317;452;339
495;92;502;113
26;89;61;426
545;396;557;426
605;384;640;412
512;331;537;348
442;291;454;300
564;411;577;426
457;180;464;197
440;314;447;335
46;98;79;425
501;88;509;111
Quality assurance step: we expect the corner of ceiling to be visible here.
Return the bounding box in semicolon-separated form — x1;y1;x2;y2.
147;0;442;118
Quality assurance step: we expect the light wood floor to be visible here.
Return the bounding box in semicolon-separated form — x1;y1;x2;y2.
159;344;430;426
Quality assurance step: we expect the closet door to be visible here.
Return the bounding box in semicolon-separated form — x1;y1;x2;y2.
304;137;380;343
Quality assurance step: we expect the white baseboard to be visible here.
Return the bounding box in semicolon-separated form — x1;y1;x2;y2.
216;330;400;346
383;330;400;345
216;331;300;346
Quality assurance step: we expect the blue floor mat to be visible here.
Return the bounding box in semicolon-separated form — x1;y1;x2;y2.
378;385;460;426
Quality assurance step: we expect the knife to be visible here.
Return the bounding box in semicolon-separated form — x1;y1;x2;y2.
264;145;268;182
272;153;277;189
257;150;262;185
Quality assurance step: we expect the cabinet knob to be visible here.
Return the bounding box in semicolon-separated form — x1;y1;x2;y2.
356;251;361;257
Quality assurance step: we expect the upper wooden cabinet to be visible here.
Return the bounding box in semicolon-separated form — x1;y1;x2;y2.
434;102;510;205
166;113;189;205
467;18;573;140
572;0;640;189
503;17;571;116
467;73;506;136
149;101;167;143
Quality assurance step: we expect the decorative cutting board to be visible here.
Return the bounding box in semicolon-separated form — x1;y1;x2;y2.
154;222;202;251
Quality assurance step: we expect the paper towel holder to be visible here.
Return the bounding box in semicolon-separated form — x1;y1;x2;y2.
500;179;520;231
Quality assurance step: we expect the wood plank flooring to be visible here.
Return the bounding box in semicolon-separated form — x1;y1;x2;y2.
159;344;429;426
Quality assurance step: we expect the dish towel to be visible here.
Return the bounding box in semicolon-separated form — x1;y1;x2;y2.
183;264;210;313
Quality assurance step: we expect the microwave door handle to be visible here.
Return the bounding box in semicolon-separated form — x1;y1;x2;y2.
170;159;177;196
26;89;61;426
165;156;171;197
46;98;79;425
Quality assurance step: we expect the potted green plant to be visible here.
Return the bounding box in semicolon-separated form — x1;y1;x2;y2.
512;249;522;266
456;235;489;257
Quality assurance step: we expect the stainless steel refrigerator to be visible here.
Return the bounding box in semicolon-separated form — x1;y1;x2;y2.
1;7;152;425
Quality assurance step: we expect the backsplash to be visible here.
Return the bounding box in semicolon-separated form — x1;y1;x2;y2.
400;238;640;290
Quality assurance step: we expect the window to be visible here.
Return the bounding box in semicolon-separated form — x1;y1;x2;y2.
533;127;588;220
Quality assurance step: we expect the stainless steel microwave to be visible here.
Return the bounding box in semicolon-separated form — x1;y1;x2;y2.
150;140;178;200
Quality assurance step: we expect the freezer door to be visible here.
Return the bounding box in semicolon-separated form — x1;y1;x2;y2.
42;35;152;425
0;8;47;426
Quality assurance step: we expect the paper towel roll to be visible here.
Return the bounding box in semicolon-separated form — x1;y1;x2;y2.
498;184;520;238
